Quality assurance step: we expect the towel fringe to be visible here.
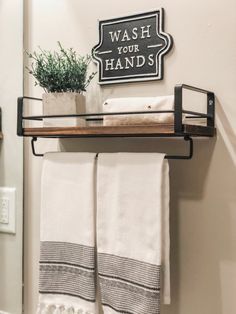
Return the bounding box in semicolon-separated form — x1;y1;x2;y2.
36;303;94;314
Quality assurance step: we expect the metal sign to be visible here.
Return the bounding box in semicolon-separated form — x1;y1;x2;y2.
92;9;173;84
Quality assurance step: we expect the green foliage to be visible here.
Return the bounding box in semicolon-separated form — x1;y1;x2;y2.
26;42;96;93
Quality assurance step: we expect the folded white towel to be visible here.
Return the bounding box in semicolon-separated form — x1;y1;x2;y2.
37;153;97;314
183;117;207;125
102;96;174;126
97;153;170;314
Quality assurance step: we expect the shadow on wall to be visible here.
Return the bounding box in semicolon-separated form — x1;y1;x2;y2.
0;138;6;310
215;97;236;167
164;99;236;314
58;103;236;314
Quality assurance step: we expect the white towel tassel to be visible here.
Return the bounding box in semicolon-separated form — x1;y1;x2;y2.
36;303;95;314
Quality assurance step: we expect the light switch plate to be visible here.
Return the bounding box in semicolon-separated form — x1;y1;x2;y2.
0;187;16;234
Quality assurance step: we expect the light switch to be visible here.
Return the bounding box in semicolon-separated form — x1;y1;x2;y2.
0;187;16;234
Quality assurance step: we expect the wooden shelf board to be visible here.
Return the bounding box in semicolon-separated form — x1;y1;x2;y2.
23;124;215;138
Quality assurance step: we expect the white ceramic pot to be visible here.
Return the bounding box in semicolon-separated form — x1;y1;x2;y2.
42;92;86;127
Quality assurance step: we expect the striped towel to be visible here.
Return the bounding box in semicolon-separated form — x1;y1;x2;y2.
97;153;170;314
37;153;97;314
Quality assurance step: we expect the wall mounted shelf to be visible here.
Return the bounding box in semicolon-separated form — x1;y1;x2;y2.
22;123;214;138
17;84;216;159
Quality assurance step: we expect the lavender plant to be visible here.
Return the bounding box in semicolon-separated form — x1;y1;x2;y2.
26;42;96;93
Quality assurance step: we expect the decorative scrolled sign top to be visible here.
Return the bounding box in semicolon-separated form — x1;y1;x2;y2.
92;9;173;84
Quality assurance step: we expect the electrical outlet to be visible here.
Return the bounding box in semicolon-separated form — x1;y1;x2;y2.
0;197;9;224
0;188;16;234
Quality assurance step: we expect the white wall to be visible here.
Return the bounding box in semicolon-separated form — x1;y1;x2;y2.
0;1;23;313
24;0;236;313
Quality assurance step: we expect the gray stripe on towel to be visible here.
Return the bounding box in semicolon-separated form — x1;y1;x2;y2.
98;252;160;287
98;252;161;314
39;241;96;303
40;241;95;268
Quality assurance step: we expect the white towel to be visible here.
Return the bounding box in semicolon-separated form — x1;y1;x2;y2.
37;153;97;314
102;96;174;126
97;153;170;314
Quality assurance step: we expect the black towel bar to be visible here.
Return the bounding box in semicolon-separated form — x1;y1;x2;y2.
30;135;193;159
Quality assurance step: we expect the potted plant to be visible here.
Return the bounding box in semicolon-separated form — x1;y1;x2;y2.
26;42;96;127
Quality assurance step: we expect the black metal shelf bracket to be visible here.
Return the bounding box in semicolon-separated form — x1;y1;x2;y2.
166;136;193;160
174;84;215;133
31;137;44;157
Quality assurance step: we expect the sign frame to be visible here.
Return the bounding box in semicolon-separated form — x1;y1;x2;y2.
92;9;173;85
